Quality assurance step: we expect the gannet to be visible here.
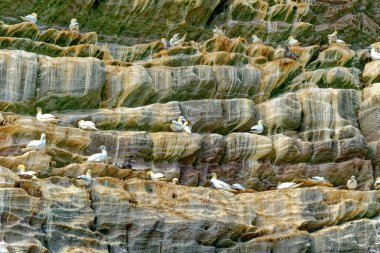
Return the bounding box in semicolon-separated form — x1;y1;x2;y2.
285;45;298;60
287;36;301;46
308;176;328;183
347;175;357;190
250;120;266;134
78;120;98;131
171;178;179;185
213;26;225;37
20;13;37;24
374;177;380;190
77;169;92;185
147;171;165;181
17;164;37;179
26;133;46;150
276;182;302;190
87;145;108;163
210;173;232;190
36;107;59;123
328;31;346;45
231;183;245;191
170;116;188;133
161;38;168;48
273;45;285;59
69;18;79;31
369;44;380;61
252;35;262;43
169;33;186;47
182;120;192;134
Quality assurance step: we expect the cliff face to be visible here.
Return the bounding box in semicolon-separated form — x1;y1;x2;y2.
1;0;380;252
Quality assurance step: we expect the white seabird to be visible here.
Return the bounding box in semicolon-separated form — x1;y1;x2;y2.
147;171;165;181
276;182;302;190
20;13;37;24
308;176;328;183
210;173;232;191
374;177;380;190
78;120;98;131
252;35;262;43
161;38;169;48
77;169;92;185
69;18;79;31
328;31;346;45
287;36;301;46
250;120;266;134
347;175;357;190
87;145;108;163
26;133;46;150
369;44;380;61
169;33;186;47
17;164;37;178
170;116;190;133
213;26;225;37
171;178;179;185
36;107;59;123
231;183;245;191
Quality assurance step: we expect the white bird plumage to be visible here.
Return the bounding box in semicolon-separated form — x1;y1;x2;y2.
69;18;79;31
147;171;165;181
231;183;245;191
77;169;92;185
250;120;266;134
369;44;380;61
171;178;179;184
252;35;262;43
347;175;357;190
210;173;232;191
36;107;59;123
87;145;108;163
328;31;346;45
287;36;300;47
308;176;328;183
169;33;186;47
17;164;37;177
20;13;37;23
26;133;46;150
277;182;302;190
374;177;380;190
170;116;191;134
213;26;225;37
78;120;98;131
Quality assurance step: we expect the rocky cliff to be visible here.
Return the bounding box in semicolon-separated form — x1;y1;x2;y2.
1;0;380;252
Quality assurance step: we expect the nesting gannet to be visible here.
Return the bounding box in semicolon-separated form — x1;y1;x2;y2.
213;26;225;37
36;107;59;123
78;120;98;131
369;44;380;61
69;18;79;31
26;133;46;150
210;173;232;191
277;182;302;190
170;116;189;133
328;31;346;45
20;13;37;23
347;175;357;190
308;176;328;183
374;177;380;190
17;164;37;179
231;183;245;191
284;45;298;60
287;36;301;47
77;169;92;185
252;35;262;43
169;33;186;47
171;178;179;185
250;120;266;134
182;120;192;134
87;145;108;163
147;171;165;181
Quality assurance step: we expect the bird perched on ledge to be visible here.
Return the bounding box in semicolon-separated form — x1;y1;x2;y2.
347;175;357;190
251;35;263;43
210;173;231;191
276;181;302;190
78;120;98;131
287;36;301;47
369;44;380;61
26;133;46;151
147;171;165;181
17;164;37;179
284;45;298;60
327;31;346;45
20;13;37;24
36;107;59;124
87;145;108;163
69;18;79;31
77;169;92;186
169;33;186;47
250;120;266;134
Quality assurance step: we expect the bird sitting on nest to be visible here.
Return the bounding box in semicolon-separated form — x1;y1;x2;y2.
20;13;37;24
327;31;346;45
17;164;37;179
87;145;108;163
169;33;186;47
170;116;192;134
369;44;380;61
287;36;301;47
77;169;92;186
347;175;357;190
36;107;59;124
374;177;380;190
26;133;46;151
250;120;266;135
78;120;98;131
171;178;179;185
210;173;232;191
147;171;166;181
276;181;302;190
251;35;263;43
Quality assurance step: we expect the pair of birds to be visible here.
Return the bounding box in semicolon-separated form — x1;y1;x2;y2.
327;31;346;45
170;116;192;134
161;33;186;48
146;171;179;184
36;107;98;131
21;13;79;32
